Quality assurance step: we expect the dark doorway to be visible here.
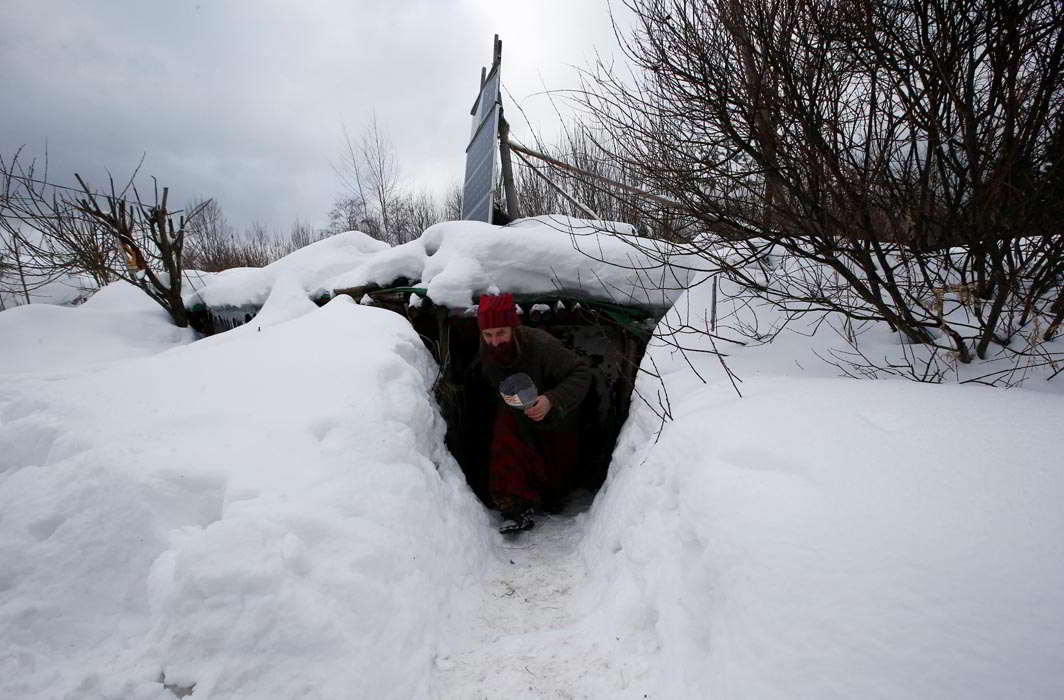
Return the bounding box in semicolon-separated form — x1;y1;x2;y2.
422;302;654;506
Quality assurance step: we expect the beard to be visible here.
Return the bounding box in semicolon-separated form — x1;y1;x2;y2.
485;339;517;365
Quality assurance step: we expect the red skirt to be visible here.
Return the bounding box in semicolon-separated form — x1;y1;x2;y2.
488;407;579;508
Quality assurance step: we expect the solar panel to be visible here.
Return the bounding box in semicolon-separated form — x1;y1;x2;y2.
461;104;499;222
461;45;502;222
470;64;501;139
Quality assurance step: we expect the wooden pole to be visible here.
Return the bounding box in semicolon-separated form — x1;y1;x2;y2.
512;148;601;220
506;139;682;211
498;116;521;220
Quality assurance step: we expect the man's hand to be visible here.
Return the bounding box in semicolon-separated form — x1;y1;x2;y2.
524;395;552;422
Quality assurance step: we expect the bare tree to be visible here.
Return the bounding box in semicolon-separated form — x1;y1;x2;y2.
393;190;445;243
332;115;405;244
443;181;464;221
331;115;449;244
185;201;316;271
0;149;209;326
361;115;401;237
289;219;316;250
71;175;209;328
240;222;279;268
1;149;122;302
571;0;1064;383
183;198;233;271
0;229;35;307
327;194;385;237
327;196;361;233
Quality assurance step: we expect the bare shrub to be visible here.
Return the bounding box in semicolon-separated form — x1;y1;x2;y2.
567;0;1063;383
184;200;324;272
0;149;208;327
329;117;448;243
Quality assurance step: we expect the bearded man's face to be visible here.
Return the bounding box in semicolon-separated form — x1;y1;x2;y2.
482;326;516;363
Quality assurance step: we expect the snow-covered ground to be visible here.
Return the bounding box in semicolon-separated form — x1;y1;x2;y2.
1;270;98;309
0;282;195;374
0;281;491;699
434;492;657;699
577;284;1064;697
430;283;1064;699
2;223;1063;699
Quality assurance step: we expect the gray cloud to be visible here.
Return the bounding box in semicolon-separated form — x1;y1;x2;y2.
1;0;627;232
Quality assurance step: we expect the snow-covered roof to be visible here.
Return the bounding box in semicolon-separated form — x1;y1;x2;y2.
180;217;705;315
184;230;388;309
320;215;705;311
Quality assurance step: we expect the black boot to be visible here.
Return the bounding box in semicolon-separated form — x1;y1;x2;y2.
499;507;535;534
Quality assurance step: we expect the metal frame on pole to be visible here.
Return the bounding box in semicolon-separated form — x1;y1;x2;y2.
465;34;682;224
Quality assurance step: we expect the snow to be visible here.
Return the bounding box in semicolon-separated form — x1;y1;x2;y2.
0;281;194;373
435;278;1064;698
185;231;388;309
321;215;703;309
0;270;97;309
2;229;1063;698
184;216;704;325
576;283;1064;697
0;289;491;699
584;379;1064;696
435;494;651;698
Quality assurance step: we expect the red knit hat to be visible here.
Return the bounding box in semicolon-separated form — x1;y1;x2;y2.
477;293;520;330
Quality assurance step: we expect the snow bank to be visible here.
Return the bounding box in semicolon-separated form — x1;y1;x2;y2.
186;231;389;309
322;215;705;309
580;283;1064;697
0;281;194;374
0;270;97;308
0;296;491;699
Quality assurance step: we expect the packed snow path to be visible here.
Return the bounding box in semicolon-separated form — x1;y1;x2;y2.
433;495;651;699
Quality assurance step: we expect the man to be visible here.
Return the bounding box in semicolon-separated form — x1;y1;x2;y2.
477;293;591;533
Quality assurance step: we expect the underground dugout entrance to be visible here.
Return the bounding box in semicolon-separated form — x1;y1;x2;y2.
334;285;663;505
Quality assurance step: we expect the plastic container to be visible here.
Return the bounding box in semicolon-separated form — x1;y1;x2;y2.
499;373;538;409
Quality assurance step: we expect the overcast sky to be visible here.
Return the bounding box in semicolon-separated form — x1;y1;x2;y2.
1;1;631;233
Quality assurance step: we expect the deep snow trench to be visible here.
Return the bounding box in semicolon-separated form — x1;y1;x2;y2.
434;494;652;699
4;276;1064;699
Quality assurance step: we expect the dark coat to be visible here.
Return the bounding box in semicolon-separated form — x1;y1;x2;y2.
479;326;591;432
